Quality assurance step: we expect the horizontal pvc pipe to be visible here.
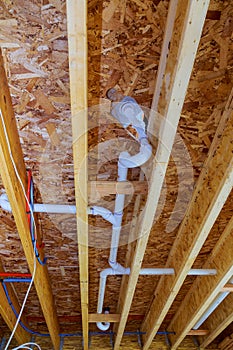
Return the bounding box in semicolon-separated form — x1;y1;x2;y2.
187;269;216;276
139;268;174;275
193;277;233;329
3;278;32;283
34;203;76;214
100;268;216;278
97;267;218;331
193;291;230;330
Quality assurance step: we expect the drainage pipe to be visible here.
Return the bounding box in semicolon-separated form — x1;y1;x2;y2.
193;277;233;330
0;194;78;214
97;268;217;331
109;130;152;270
96;106;152;330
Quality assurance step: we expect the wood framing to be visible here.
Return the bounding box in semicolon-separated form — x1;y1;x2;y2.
113;1;210;348
200;293;233;349
221;284;233;292
0;49;60;349
141;93;233;349
66;1;89;349
218;329;233;350
88;180;147;199
0;262;30;344
167;216;233;349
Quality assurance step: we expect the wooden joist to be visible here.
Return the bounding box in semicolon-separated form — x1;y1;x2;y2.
221;284;233;292
66;1;88;349
141;88;233;349
167;215;233;349
200;294;233;349
113;1;210;349
0;49;60;349
89;314;120;323
88;180;147;199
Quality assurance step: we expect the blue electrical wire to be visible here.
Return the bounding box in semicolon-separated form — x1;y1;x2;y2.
3;278;32;283
2;280;175;340
2;281;82;338
28;175;47;266
2;282;50;337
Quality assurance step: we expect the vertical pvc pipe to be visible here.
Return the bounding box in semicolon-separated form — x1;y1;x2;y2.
109;165;128;266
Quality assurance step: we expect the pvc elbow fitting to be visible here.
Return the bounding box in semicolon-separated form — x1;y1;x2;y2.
96;307;110;331
96;321;110;331
119;143;152;168
89;206;116;225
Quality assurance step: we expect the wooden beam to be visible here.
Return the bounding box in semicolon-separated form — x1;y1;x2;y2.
114;1;210;349
221;284;233;292
114;171;144;335
218;330;233;350
187;330;209;336
167;215;233;349
0;284;30;345
0;262;30;344
89;314;120;323
88;180;147;199
0;49;60;349
66;1;88;349
141;90;233;349
200;293;233;349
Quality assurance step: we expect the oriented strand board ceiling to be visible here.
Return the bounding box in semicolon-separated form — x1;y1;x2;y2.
0;0;232;349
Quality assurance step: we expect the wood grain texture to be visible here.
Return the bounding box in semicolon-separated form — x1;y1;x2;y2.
141;88;233;349
0;49;60;349
168;216;233;349
114;1;210;349
67;0;89;349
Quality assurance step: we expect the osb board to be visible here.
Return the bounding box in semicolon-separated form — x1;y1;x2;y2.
1;334;218;350
0;0;232;348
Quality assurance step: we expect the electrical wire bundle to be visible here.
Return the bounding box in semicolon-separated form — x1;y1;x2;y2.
0;108;42;350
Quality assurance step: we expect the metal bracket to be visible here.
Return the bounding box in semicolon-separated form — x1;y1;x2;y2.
165;332;172;349
137;329;143;349
110;330;114;349
192;335;200;350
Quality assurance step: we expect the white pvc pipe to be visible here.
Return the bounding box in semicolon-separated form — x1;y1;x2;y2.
97;267;218;331
187;269;216;276
193;277;233;329
0;193;78;214
109;165;128;268
33;203;76;214
97;275;109;331
140;268;174;275
193;291;230;330
89;206;116;225
96;119;152;330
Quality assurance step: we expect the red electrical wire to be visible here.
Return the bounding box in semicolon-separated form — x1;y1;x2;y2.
0;273;32;278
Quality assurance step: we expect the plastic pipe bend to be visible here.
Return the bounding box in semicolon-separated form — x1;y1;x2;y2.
96;306;110;331
96;321;110;331
90;206;116;225
119;143;152;169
